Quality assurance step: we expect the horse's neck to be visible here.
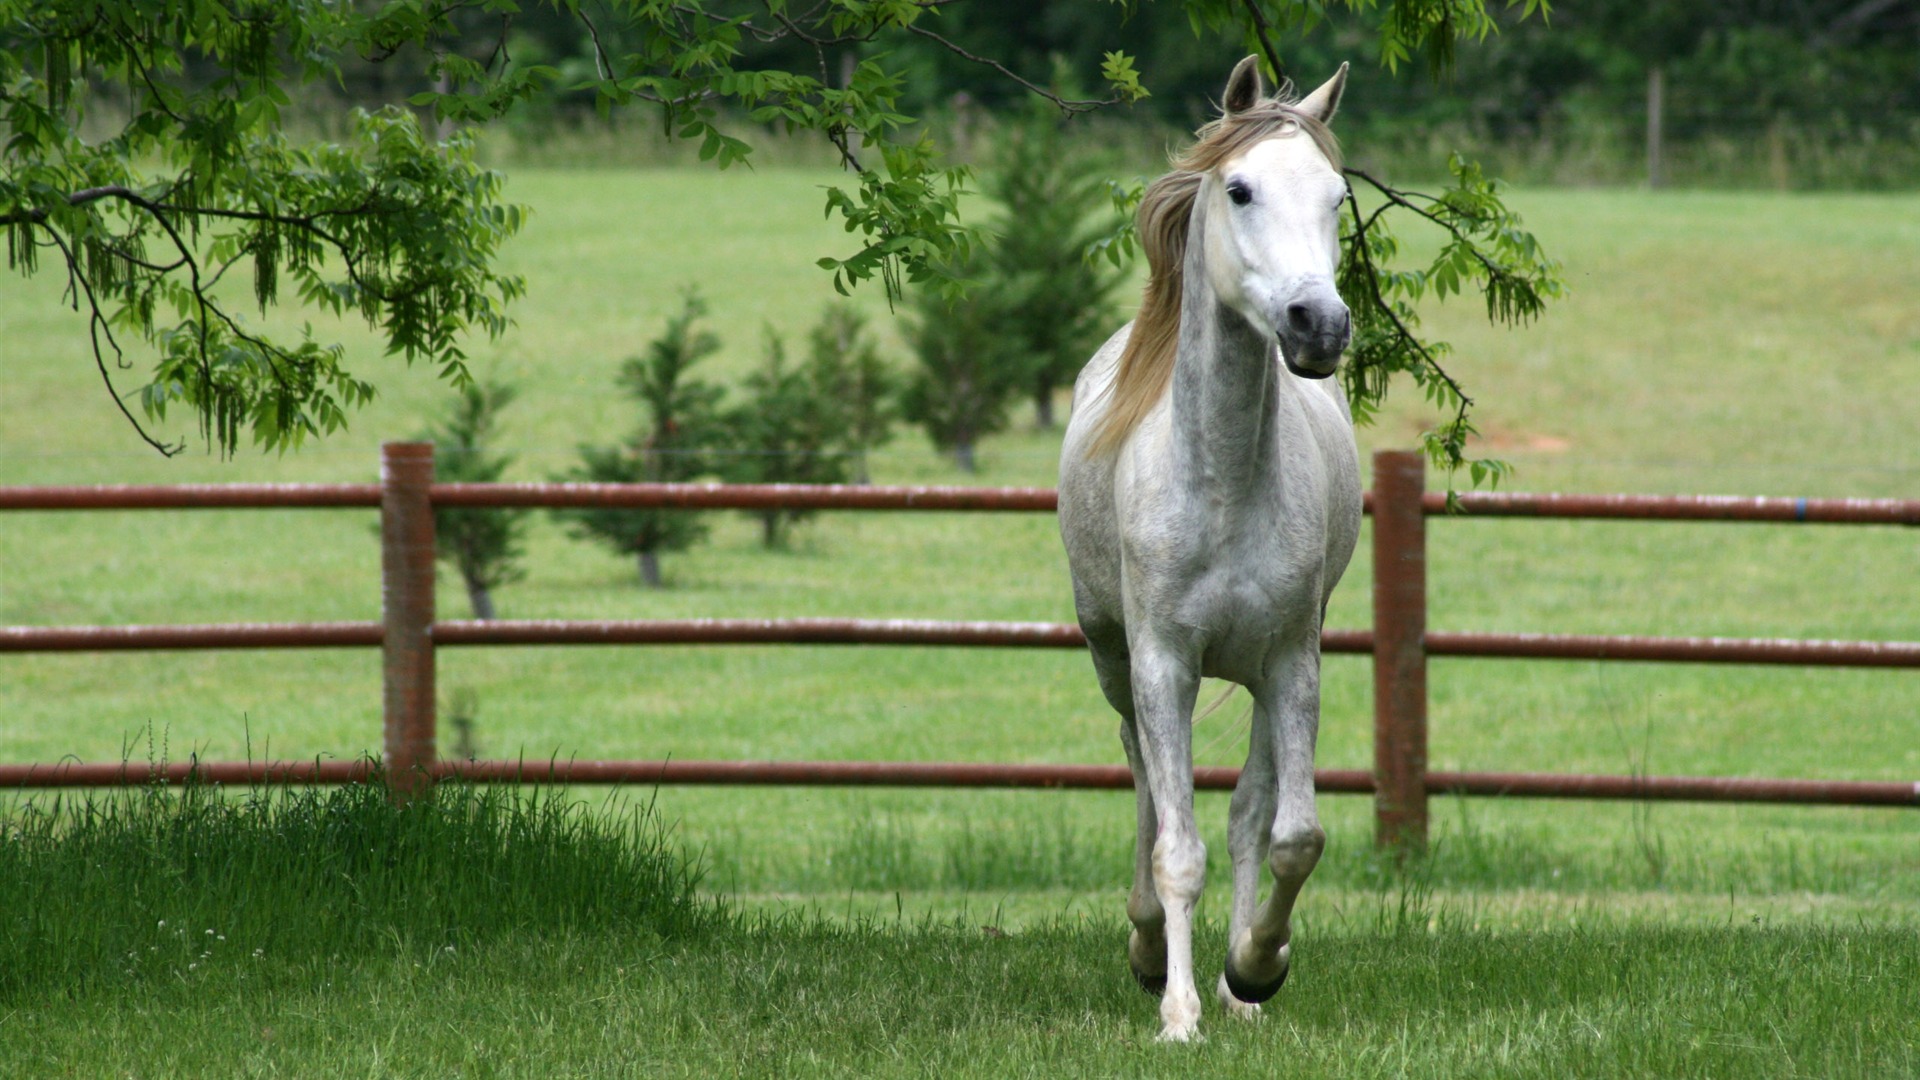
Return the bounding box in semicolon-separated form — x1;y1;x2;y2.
1168;218;1285;498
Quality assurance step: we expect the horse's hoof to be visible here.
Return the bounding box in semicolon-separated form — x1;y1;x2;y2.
1131;961;1168;997
1222;953;1288;1005
1216;973;1264;1020
1127;927;1167;996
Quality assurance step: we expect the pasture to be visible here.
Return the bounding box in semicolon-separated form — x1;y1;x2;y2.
2;167;1918;1072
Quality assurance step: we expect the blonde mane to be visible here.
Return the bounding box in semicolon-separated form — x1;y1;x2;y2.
1085;98;1341;458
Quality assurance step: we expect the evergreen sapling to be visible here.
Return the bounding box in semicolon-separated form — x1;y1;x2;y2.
420;381;529;620
555;291;727;586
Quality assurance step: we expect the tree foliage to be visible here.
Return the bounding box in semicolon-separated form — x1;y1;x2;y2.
5;0;1569;477
1;0;527;455
1336;155;1563;481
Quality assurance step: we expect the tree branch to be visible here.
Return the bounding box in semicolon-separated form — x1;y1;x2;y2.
1238;0;1290;88
1345;168;1503;277
38;227;181;456
900;23;1120;114
1342;183;1475;443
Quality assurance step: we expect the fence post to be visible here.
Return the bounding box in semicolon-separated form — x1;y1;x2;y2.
381;441;437;801
1371;449;1429;850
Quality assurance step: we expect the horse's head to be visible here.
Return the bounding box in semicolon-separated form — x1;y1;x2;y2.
1199;57;1351;380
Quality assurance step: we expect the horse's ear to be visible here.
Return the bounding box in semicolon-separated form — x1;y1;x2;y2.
1295;62;1349;125
1223;55;1264;116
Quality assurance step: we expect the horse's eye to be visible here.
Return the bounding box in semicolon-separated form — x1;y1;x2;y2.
1226;181;1253;206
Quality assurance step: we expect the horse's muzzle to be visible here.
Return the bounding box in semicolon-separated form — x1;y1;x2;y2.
1278;300;1350;379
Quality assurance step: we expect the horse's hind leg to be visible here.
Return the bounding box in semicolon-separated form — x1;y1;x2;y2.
1223;647;1325;1007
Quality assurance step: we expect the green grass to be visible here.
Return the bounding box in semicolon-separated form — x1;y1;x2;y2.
2;764;1904;1078
10;919;1918;1077
0;780;713;1000
3;170;1918;1071
3;784;1916;1077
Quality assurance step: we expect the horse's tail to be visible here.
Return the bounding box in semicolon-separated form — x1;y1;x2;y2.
1193;683;1239;725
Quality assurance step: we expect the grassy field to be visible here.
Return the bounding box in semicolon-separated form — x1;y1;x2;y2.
4;784;1916;1077
2;167;1917;1071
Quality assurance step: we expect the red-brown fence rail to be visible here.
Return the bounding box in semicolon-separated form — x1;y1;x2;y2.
3;759;1913;808
3;445;1916;843
10;620;1920;669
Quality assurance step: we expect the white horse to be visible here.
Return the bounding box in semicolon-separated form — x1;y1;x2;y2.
1058;57;1362;1042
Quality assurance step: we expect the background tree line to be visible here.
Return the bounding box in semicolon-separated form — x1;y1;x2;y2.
242;1;1920;189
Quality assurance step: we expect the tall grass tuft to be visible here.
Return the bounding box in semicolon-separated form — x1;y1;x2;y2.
0;777;721;999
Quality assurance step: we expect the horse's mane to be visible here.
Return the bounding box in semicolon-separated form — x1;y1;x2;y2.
1084;96;1342;458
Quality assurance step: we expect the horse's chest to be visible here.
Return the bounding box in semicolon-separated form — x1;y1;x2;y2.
1175;509;1327;679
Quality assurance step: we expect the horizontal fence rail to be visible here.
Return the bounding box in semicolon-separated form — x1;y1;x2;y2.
2;445;1915;836
0;622;386;652
1439;491;1920;525
0;482;1059;513
0;484;383;510
8;481;1919;524
432;482;1061;512
2;759;1913;808
1420;631;1920;668
432;618;1089;649
8;619;1918;669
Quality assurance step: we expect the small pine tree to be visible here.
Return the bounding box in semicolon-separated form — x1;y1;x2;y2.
421;381;529;620
984;102;1129;429
900;249;1024;473
804;304;896;485
555;290;727;586
721;328;856;548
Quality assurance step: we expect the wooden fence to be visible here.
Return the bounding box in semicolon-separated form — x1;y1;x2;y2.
3;444;1917;846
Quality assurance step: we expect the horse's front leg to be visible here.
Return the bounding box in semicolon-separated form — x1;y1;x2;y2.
1224;646;1324;1007
1087;639;1168;997
1116;714;1168;995
1127;644;1205;1041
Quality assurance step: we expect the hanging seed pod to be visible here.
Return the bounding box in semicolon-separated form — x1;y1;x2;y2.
253;224;279;311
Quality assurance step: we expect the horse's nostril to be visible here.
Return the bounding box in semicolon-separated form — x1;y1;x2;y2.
1286;303;1314;334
